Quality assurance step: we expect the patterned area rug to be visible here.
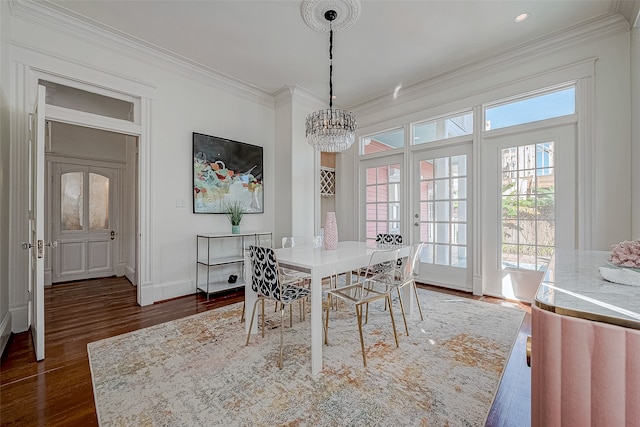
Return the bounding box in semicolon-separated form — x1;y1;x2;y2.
88;289;524;426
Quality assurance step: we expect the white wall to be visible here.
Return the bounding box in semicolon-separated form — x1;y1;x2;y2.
350;16;632;252
0;0;12;354
7;4;276;329
632;25;640;239
274;87;323;246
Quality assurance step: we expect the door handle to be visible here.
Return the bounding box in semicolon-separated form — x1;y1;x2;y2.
110;230;115;240
414;222;419;226
21;242;34;250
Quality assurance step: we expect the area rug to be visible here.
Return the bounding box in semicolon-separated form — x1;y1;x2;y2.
88;289;525;426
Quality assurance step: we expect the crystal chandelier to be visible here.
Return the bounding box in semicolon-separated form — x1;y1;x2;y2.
305;9;357;152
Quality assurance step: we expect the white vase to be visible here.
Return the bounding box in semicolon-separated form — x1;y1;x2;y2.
324;212;338;250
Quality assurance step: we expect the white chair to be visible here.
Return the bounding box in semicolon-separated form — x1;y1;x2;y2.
324;248;401;367
388;242;426;336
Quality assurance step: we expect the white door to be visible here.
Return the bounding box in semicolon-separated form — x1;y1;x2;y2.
52;164;116;282
482;124;576;302
25;85;46;360
412;143;473;291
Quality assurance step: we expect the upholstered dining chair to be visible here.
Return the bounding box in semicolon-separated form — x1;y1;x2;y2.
387;242;425;336
324;248;400;367
245;245;311;369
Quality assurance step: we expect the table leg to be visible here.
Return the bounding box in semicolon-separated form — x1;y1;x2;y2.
310;269;323;375
401;283;414;315
244;250;258;335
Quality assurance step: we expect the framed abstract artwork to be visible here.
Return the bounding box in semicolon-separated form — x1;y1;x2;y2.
193;132;264;214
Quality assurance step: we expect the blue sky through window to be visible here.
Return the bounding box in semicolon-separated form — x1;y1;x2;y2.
485;87;575;130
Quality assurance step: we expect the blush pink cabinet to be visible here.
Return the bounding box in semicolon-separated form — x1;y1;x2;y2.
531;250;640;426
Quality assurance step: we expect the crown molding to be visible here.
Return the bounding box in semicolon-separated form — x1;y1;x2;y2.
611;0;640;27
274;85;325;110
353;13;629;114
10;0;275;108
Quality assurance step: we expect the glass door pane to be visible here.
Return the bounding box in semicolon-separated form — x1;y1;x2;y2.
61;171;84;231
413;143;472;291
89;173;110;230
364;163;402;245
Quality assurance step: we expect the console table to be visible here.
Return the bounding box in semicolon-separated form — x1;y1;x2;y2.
196;231;271;298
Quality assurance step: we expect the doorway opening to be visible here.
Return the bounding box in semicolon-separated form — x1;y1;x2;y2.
45;121;138;286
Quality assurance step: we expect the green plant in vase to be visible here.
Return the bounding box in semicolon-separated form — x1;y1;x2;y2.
225;200;244;234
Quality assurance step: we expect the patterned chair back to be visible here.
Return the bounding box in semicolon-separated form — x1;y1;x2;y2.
376;234;404;269
249;245;283;302
376;233;403;246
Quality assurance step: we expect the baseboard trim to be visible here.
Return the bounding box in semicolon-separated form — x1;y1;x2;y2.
153;279;194;303
125;265;135;285
9;304;28;333
0;311;12;357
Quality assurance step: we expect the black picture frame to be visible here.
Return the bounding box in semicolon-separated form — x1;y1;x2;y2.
192;132;264;214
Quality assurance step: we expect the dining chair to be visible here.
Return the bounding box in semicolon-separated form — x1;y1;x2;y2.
376;233;405;270
387;242;426;336
245;245;311;368
324;248;400;367
279;236;312;320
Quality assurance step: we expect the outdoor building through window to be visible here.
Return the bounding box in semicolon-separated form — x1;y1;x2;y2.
501;142;555;270
365;163;401;245
361;128;404;155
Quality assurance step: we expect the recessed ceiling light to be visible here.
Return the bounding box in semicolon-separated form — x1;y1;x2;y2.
515;13;529;23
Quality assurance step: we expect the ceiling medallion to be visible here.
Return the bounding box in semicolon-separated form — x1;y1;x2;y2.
301;0;361;33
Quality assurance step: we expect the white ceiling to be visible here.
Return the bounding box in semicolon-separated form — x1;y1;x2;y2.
43;0;636;108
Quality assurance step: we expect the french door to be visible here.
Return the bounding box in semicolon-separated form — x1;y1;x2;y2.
412;143;473;291
481;123;576;301
52;163;116;282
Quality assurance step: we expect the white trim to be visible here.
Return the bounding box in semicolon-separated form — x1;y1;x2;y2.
472;105;483;296
0;311;11;356
46;154;125;169
45;105;141;136
9;62;30;315
10;1;274;108
577;76;597;249
153;279;193;303
12;44;155;100
9;304;28;333
138;98;153;306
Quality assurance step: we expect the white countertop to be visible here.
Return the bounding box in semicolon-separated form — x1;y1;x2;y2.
535;249;640;329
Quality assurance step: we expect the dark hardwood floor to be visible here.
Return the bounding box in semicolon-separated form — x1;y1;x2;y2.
0;277;530;426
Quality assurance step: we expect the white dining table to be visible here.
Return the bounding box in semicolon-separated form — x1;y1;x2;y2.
244;240;411;375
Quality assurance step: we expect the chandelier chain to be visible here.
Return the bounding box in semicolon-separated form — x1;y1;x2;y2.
329;22;333;110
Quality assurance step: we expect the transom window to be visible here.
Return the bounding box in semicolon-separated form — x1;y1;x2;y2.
413;111;473;145
361;128;404;155
485;85;575;131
